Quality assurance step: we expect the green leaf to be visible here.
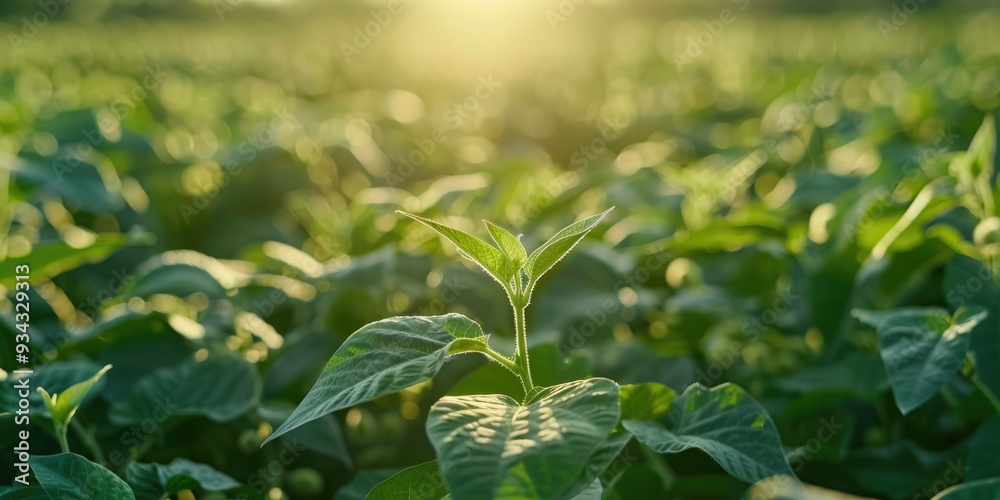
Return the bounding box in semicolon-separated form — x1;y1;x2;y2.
524;208;614;289
0;233;151;287
620;382;675;421
398;211;515;288
365;460;449;500
932;477;1000;500
0;487;49;499
853;307;929;330
570;480;602;500
110;355;259;426
953;114;995;184
944;255;1000;399
334;470;398;500
123;250;247;299
7;153;124;212
426;378;620;500
126;458;242;500
264;314;494;445
32;453;136;500
485;221;527;270
623;383;794;484
968;417;1000;481
125;265;228;299
37;364;112;426
875;307;985;415
570;430;632;495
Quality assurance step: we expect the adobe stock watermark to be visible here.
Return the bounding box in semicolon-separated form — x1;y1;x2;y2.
717;82;832;203
235;440;308;498
340;0;406;62
6;0;72;56
54;64;171;181
745;415;846;500
213;0;242;20
546;0;586;31
511;113;627;227
384;75;502;187
843;127;958;241
877;0;930;40
674;0;751;71
910;459;967;499
177;108;297;224
417;276;470;316
107;397;180;469
569;114;629;170
694;289;799;386
559;249;669;354
944;258;995;308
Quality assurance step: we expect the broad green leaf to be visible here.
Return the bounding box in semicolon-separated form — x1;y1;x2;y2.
38;364;112;425
0;233;151;287
426;378;620;500
126;458;242;500
125;265;228;299
620;382;675;421
570;480;602;500
524;208;614;287
334;470;398;500
123;250;248;299
932;477;1000;500
944;255;1000;399
264;314;494;445
7;153;123;212
968;417;1000;481
0;487;49;499
623;383;794;484
398;211;515;287
485;221;527;269
853;307;930;330
110;355;259;425
570;430;632;495
32;453;136;500
875;307;985;415
366;460;449;500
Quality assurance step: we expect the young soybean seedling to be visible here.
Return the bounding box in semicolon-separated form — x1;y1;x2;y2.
265;208;795;499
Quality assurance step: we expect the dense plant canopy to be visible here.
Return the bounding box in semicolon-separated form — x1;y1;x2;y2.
2;3;1000;499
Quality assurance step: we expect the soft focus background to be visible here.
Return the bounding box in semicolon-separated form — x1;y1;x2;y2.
2;0;1000;498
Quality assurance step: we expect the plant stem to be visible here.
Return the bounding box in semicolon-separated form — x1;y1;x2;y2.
55;424;70;453
70;420;106;465
514;303;534;391
483;347;520;375
973;376;1000;414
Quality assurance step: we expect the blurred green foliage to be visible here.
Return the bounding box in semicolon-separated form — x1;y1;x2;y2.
2;2;1000;499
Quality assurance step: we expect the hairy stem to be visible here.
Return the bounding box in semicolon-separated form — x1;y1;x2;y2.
514;303;534;391
483;347;520;375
